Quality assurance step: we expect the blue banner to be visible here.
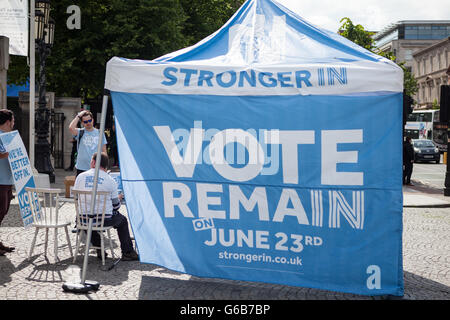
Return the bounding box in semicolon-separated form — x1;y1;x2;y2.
111;91;403;296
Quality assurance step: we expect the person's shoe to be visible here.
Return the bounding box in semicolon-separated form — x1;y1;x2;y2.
122;250;139;261
0;242;15;252
0;248;6;256
96;249;108;259
71;224;79;233
406;182;414;186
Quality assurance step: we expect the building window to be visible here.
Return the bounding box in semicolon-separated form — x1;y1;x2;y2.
404;25;418;39
432;26;447;39
418;26;431;40
404;49;413;61
374;30;399;48
403;24;450;40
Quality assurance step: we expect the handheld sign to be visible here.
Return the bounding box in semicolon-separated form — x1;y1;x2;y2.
0;130;38;228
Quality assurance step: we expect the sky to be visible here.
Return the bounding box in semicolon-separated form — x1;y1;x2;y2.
275;0;450;33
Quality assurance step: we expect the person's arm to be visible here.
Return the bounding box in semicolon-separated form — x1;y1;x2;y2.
112;197;121;212
102;133;107;153
69;111;86;136
109;175;121;212
73;174;82;190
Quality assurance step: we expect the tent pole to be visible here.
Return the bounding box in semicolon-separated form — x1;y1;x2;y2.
63;92;109;293
80;93;109;284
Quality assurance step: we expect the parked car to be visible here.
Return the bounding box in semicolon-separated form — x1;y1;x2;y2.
412;139;440;163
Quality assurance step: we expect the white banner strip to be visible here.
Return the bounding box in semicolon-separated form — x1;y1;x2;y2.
105;57;403;96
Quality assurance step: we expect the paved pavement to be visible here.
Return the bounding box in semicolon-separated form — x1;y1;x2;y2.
0;168;449;301
403;179;450;208
412;161;446;189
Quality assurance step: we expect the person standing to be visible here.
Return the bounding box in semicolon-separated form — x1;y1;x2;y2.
108;123;119;167
65;137;77;171
74;152;138;261
403;136;415;185
69;110;107;177
0;109;16;255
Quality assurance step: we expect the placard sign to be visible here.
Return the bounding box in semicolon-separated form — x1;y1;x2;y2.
0;130;37;228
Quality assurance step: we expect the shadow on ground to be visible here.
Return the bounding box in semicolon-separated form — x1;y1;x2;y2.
1;203;23;227
135;269;450;300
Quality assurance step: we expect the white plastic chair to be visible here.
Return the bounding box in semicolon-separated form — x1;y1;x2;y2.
26;187;73;260
72;189;115;266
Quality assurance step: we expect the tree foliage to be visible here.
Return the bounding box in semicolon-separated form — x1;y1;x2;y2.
47;0;191;99
7;0;245;99
181;0;244;43
339;17;373;50
339;17;418;97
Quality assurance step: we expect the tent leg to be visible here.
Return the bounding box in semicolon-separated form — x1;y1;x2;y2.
63;94;109;294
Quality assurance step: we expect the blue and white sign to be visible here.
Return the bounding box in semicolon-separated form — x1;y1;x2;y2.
0;130;37;228
105;0;404;296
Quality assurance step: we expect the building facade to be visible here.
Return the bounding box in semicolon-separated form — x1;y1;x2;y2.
373;21;450;70
373;21;450;106
413;37;450;107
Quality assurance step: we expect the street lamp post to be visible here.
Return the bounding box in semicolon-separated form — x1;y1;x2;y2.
34;0;55;183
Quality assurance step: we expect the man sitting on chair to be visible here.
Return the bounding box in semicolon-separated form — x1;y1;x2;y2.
74;152;138;261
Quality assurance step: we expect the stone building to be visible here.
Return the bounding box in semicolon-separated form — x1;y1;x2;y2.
413;37;450;107
373;20;450;72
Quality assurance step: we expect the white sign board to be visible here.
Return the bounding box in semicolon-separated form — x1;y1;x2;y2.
0;0;28;56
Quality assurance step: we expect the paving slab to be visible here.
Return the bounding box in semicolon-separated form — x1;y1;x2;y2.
1;169;449;301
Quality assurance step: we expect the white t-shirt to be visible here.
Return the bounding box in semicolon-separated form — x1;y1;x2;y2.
74;168;118;219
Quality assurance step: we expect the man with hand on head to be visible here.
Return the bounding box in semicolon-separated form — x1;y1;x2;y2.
69;110;107;177
74;152;138;261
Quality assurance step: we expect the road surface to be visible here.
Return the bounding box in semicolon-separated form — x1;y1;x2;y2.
413;154;446;188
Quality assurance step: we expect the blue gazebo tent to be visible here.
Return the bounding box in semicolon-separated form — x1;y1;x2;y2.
103;0;404;296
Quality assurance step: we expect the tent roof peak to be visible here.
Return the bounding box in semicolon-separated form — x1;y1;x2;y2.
152;0;393;66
